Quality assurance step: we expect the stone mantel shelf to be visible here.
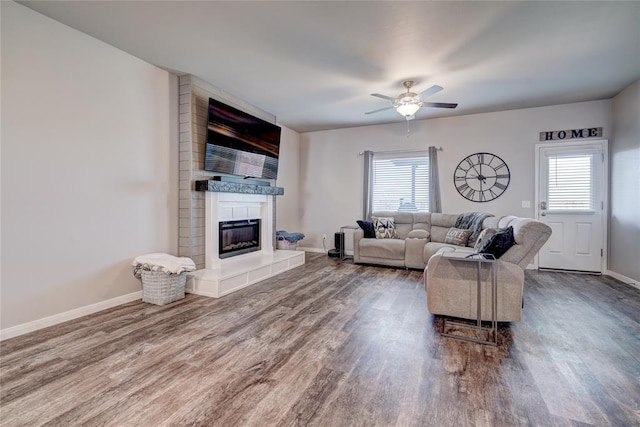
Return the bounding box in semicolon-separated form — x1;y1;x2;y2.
195;180;284;196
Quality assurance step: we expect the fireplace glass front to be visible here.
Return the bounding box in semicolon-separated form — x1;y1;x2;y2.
219;219;261;259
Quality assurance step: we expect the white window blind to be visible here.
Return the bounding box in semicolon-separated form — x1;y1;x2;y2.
547;153;594;210
372;152;430;212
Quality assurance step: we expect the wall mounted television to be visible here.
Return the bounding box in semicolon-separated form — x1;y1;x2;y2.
204;97;281;180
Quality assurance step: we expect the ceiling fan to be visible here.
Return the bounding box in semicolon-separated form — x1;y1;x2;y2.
365;80;458;121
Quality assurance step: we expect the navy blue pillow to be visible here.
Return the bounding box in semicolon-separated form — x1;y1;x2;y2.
356;220;376;238
478;226;515;259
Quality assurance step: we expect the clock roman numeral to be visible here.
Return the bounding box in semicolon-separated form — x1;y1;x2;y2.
466;188;476;199
494;182;507;190
457;183;469;193
494;162;507;170
495;174;509;179
454;176;466;181
476;153;484;164
479;191;486;202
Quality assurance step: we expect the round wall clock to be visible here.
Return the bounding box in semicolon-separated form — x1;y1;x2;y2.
454;152;510;202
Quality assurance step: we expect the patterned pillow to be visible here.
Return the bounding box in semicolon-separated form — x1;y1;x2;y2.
477;226;516;259
444;228;473;246
474;228;499;251
356;220;376;238
372;216;396;239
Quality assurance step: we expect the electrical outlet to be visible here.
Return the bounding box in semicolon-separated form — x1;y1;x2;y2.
522;201;531;208
322;234;327;241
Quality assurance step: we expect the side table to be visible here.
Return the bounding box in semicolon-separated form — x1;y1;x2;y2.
339;225;360;261
440;251;498;346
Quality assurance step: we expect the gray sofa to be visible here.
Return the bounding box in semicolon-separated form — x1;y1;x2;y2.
353;211;552;322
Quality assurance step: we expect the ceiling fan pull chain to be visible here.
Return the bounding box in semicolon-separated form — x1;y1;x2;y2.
406;121;411;138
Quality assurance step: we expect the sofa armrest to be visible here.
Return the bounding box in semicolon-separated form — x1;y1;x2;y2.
424;253;524;322
405;236;429;269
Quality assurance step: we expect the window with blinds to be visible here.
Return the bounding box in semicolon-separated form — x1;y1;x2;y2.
547;153;594;211
372;153;430;212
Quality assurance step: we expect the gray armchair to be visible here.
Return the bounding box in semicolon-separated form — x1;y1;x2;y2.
424;217;551;322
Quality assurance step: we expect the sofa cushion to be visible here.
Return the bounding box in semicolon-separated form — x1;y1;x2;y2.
444;228;473;246
408;229;430;239
356;220;376;238
478;226;515;259
360;238;405;260
424;242;460;262
430;213;459;228
372;216;396;239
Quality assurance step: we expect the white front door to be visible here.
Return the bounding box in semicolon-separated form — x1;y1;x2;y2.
536;140;607;272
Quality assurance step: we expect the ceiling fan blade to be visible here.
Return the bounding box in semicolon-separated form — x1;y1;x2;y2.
365;106;395;115
371;93;396;101
422;102;458;109
419;85;444;98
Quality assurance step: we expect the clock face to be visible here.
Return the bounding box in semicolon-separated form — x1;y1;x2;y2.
454;152;510;202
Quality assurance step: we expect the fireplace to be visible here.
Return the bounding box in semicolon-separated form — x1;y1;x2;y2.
219;219;261;259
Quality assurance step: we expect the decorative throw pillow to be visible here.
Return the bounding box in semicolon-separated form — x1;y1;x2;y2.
474;228;499;251
371;216;396;239
477;226;516;259
444;228;473;246
356;220;376;238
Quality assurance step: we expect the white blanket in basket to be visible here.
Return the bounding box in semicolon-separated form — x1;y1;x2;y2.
133;253;196;278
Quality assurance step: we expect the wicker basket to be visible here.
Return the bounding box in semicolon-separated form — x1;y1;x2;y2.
141;270;186;305
276;240;297;250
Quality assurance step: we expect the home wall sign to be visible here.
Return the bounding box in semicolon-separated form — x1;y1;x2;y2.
454;152;510;203
539;127;602;141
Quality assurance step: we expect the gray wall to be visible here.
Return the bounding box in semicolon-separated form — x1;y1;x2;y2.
611;81;640;283
1;2;178;329
298;101;612;254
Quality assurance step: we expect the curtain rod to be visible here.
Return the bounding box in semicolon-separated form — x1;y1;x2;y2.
358;146;442;155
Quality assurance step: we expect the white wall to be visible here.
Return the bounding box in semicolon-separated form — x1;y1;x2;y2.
1;2;178;330
611;81;640;283
299;101;611;250
276;126;301;233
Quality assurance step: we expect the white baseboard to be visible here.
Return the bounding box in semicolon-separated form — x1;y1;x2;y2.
0;291;142;341
298;247;326;254
297;247;354;256
605;270;640;290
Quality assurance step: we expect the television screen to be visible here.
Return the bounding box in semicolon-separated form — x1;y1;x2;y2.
204;98;281;180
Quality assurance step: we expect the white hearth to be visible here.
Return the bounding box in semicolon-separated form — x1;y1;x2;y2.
186;189;304;298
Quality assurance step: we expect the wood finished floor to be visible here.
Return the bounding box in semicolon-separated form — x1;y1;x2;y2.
1;253;639;426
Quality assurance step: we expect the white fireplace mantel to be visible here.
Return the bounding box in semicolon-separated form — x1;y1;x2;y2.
186;184;304;298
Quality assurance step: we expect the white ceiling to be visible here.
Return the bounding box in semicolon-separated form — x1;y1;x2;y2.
18;1;640;133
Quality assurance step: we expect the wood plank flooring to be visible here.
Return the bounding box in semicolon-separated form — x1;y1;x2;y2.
1;253;639;426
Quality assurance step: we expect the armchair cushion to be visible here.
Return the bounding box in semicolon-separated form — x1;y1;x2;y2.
477;226;515;259
473;227;499;251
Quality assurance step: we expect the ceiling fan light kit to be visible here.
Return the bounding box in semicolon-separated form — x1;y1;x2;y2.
396;102;420;119
366;80;458;121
